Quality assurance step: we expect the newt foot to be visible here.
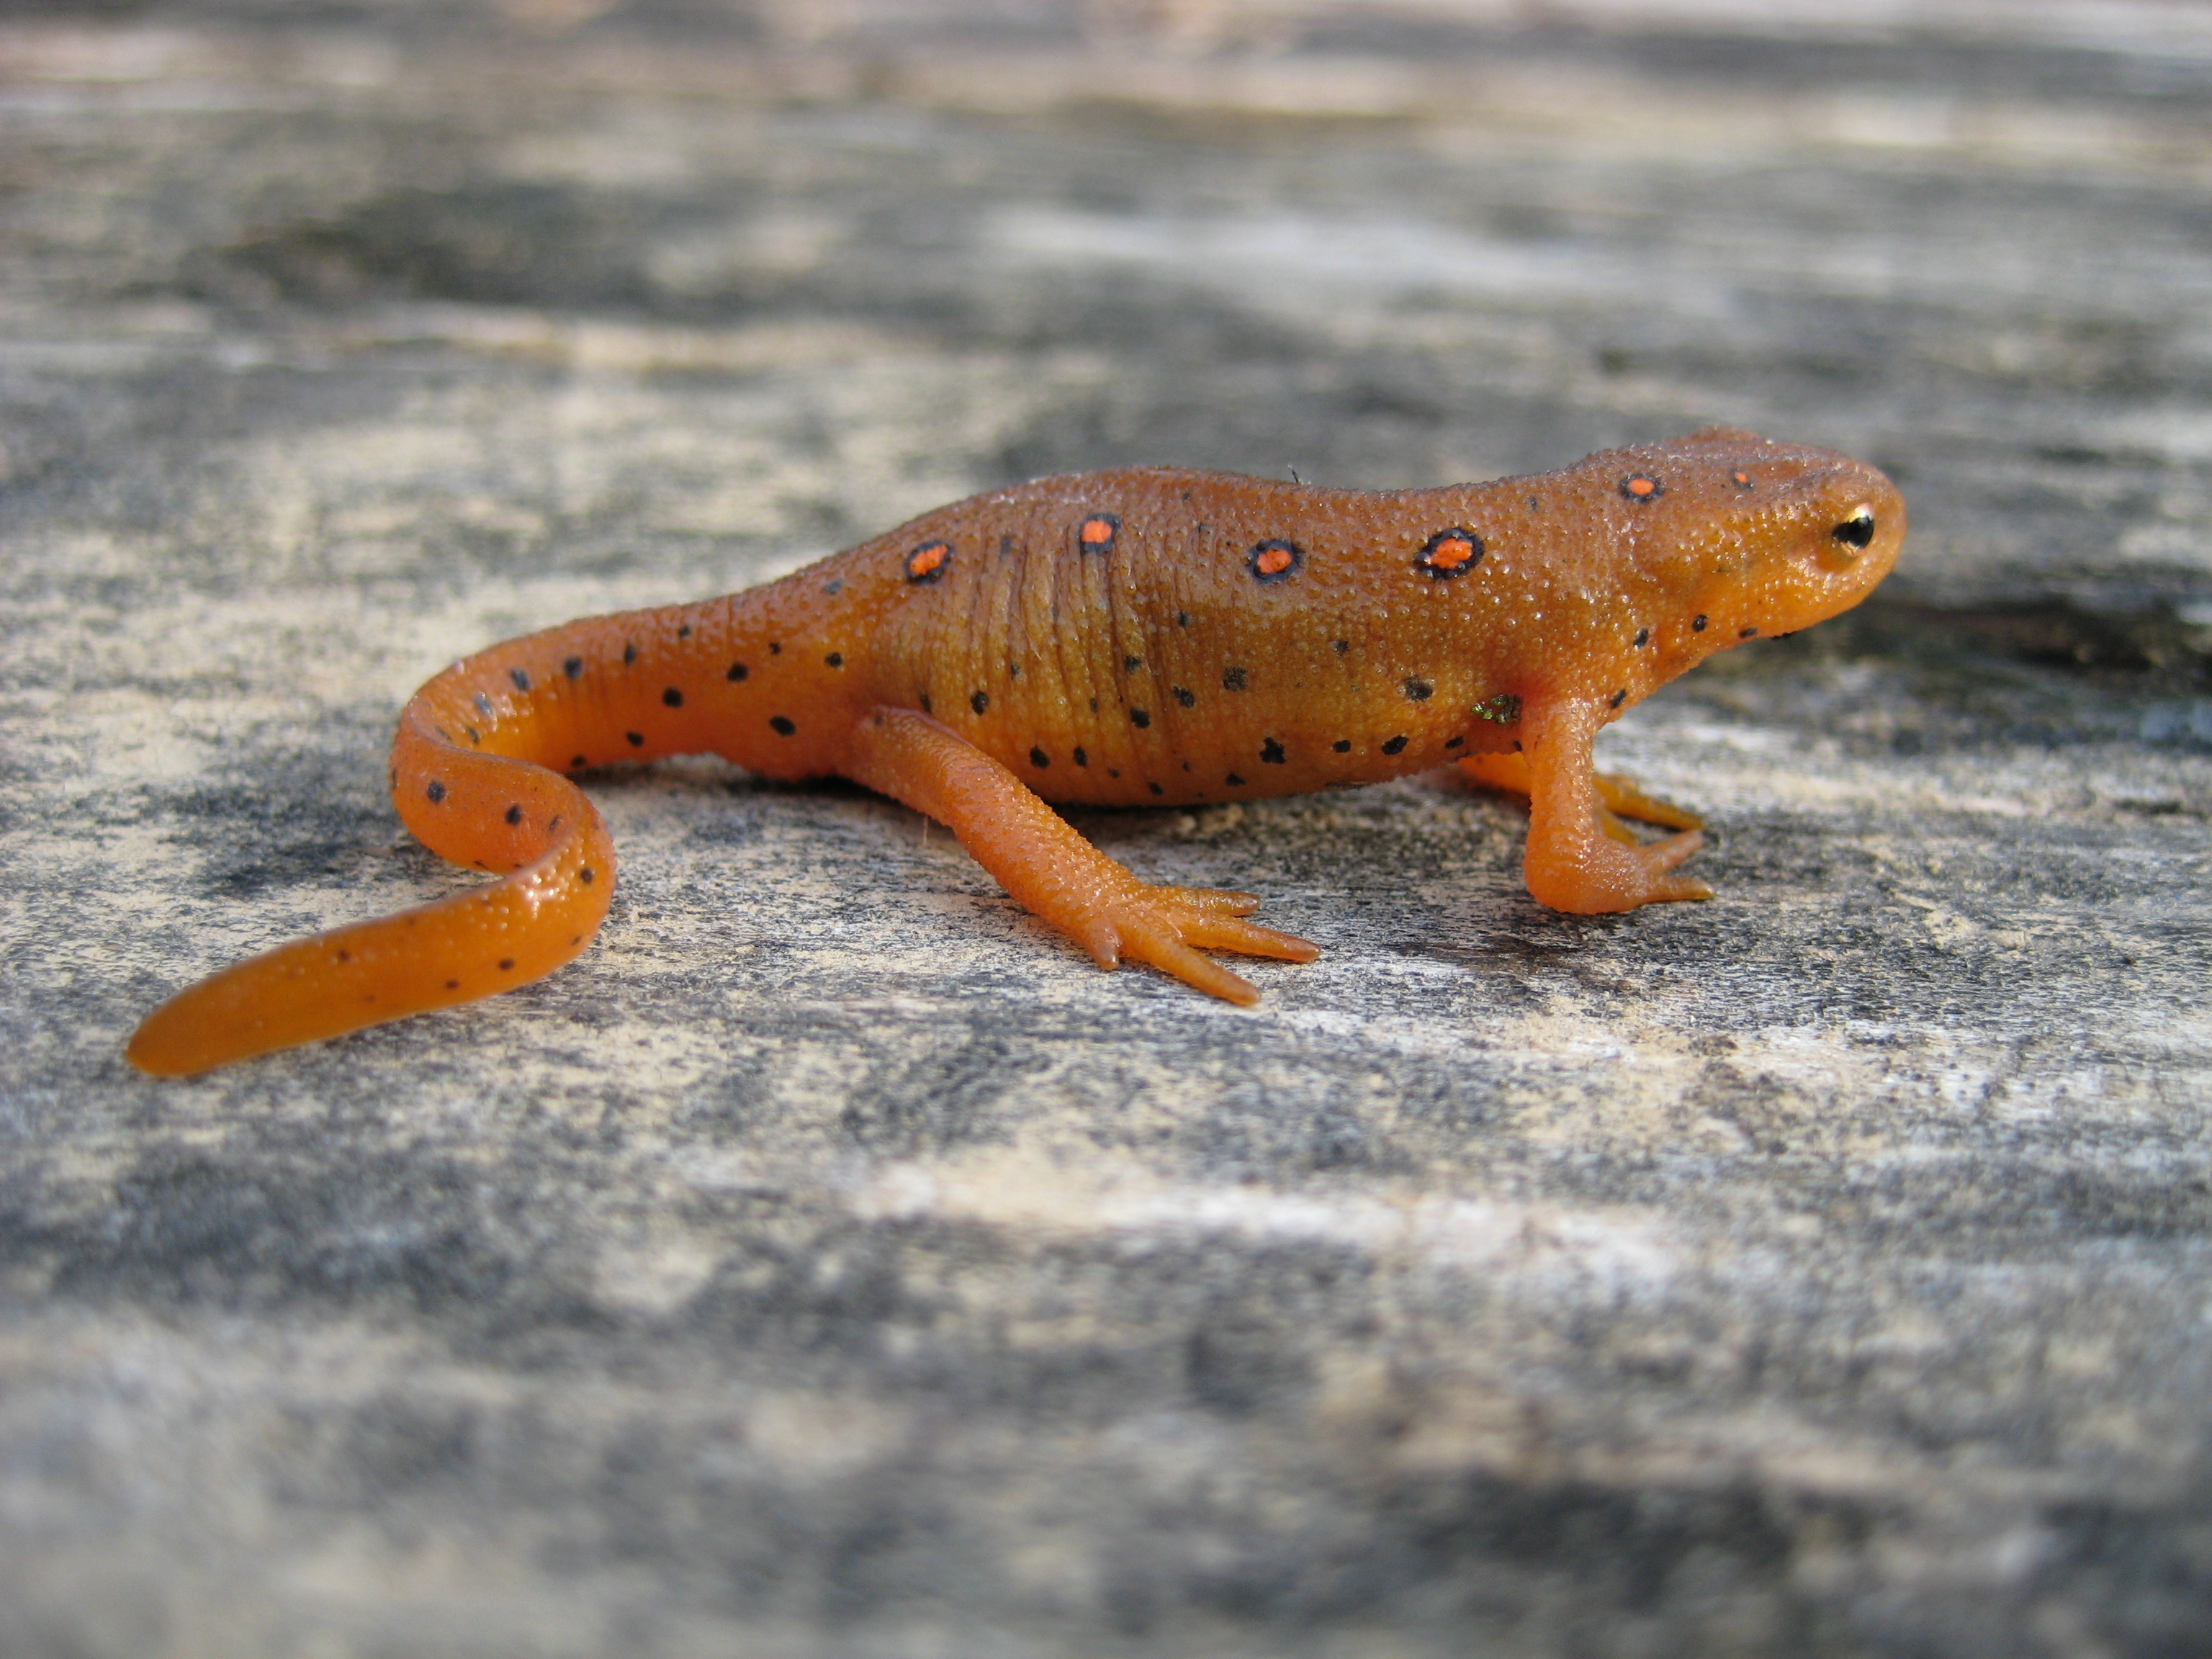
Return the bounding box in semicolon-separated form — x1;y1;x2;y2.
1069;882;1319;1004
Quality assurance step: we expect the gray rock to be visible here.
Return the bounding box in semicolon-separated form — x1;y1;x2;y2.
2;4;2208;1655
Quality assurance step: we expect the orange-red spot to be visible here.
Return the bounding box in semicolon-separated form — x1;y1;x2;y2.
1257;547;1290;575
907;540;950;582
1732;470;1753;487
1080;515;1117;547
1418;526;1483;578
1622;474;1662;500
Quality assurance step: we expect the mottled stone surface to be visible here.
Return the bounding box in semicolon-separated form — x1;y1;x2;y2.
3;4;2211;1655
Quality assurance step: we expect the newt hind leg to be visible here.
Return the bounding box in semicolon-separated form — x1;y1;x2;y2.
840;708;1318;1004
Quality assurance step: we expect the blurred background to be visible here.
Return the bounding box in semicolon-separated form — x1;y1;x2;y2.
7;0;2210;634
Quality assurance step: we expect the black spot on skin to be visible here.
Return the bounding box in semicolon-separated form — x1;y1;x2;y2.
504;804;522;824
1007;663;1021;678
465;728;480;745
770;716;796;736
572;754;588;769
1333;639;1349;653
971;690;989;715
475;693;493;717
769;642;781;655
1610;688;1627;709
426;780;446;803
549;817;561;833
1124;656;1143;673
336;949;350;962
1740;625;1759;638
663;687;684;707
678;624;691;638
824;580;841;595
1635;629;1650;647
1182;761;1192;772
1176;611;1191;628
1174;686;1195;709
919;691;932;714
1223;666;1249;691
1148;782;1164;796
1693;615;1709;631
499;958;516;971
1108;768;1120;778
1260;738;1285;765
579;867;595;884
1527;495;1539;510
626;732;644;747
1131;708;1151;729
825;652;842;668
1332;739;1351;753
1030;747;1050;768
624;642;637;665
727;662;748;681
1445;734;1464;749
565;657;583;679
445;979;460;990
1381;735;1409;755
1073;748;1088;766
510;668;531;691
1089;698;1098;713
1403;678;1434;702
1226;773;1246;786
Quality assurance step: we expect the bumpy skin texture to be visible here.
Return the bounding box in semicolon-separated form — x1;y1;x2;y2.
127;428;1905;1074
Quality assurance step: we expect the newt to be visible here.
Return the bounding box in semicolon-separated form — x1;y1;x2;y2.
127;427;1903;1074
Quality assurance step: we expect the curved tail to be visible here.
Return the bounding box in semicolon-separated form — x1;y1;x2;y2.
130;558;868;1074
127;692;615;1076
127;622;647;1076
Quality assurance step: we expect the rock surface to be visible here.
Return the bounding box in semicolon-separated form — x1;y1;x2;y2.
3;4;2210;1655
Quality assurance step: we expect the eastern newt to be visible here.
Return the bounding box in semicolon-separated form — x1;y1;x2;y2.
127;427;1903;1074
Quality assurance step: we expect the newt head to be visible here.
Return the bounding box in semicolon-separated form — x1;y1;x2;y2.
1621;428;1905;662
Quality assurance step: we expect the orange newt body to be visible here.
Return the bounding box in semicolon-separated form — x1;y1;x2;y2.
127;428;1903;1074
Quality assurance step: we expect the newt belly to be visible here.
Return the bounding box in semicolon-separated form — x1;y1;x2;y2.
127;427;1903;1074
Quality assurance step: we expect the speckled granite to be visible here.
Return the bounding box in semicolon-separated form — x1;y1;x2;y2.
3;5;2211;1655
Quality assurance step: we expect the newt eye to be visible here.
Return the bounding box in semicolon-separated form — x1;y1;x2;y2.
1831;506;1876;550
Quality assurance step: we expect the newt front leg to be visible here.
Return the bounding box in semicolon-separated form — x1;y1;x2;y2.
1458;750;1704;847
1513;698;1712;914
